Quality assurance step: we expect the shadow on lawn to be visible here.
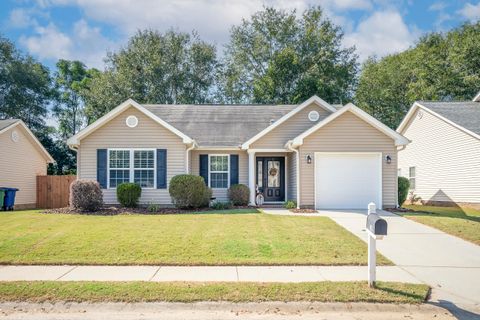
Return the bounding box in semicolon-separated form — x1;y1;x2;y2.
375;283;429;302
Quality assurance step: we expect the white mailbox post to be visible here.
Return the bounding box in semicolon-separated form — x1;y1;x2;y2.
366;202;388;288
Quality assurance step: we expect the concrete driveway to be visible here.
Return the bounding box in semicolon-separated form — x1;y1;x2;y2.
309;209;480;316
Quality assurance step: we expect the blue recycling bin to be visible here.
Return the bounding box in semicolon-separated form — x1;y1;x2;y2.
1;188;19;211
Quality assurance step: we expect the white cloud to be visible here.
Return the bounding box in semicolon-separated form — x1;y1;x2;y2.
343;10;417;61
428;1;447;11
19;20;115;68
8;8;36;28
458;2;480;21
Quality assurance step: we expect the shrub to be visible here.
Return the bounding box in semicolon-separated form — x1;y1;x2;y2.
147;203;161;213
398;176;410;206
228;184;250;206
211;201;233;210
116;183;142;208
169;174;212;209
284;200;297;209
70;179;103;212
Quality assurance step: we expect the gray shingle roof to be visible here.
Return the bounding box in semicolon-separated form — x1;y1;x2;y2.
0;119;19;132
143;104;297;146
418;101;480;136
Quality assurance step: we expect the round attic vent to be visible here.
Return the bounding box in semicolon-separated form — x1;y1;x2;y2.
11;130;19;142
126;115;138;128
308;110;320;122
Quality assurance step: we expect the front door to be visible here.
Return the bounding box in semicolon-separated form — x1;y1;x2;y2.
256;157;285;202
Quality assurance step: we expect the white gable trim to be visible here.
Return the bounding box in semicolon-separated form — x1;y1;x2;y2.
292;103;410;147
67;99;193;146
398;102;480;140
241;96;336;149
473;91;480;102
0;120;54;163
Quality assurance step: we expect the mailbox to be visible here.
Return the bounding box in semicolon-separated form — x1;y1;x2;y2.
366;213;388;236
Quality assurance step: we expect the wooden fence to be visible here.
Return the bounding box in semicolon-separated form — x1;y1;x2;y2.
36;175;76;209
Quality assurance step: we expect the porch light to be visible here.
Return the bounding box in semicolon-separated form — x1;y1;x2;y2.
306;154;312;164
385;155;392;164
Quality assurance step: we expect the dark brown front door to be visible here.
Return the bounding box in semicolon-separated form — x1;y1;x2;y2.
256;157;285;202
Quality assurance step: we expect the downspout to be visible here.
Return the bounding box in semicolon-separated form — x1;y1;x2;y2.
287;142;300;209
68;144;79;178
185;141;196;174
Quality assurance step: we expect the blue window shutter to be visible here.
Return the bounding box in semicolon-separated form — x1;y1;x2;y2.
230;154;239;186
157;149;167;189
97;149;107;189
199;154;208;185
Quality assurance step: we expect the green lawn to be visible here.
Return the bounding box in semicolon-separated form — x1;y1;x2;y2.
0;210;390;265
0;281;429;304
402;205;480;245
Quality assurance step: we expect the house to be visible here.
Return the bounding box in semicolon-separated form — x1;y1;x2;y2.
67;96;409;209
0;120;54;209
397;93;480;207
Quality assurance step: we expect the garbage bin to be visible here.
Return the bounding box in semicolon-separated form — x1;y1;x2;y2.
1;188;19;211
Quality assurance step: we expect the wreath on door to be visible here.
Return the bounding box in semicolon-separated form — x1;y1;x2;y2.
269;167;278;176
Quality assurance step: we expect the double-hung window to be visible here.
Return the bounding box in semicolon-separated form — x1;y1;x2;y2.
409;166;416;190
108;149;156;189
209;155;229;188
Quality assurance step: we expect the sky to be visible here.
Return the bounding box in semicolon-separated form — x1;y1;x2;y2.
1;0;479;70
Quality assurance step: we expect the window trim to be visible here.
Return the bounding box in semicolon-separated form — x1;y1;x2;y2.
208;154;230;189
107;148;157;190
408;166;416;190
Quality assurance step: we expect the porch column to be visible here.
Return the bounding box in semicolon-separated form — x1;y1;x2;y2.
248;150;256;206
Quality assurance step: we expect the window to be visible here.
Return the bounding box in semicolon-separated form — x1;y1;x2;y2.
134;150;155;188
409;166;416;190
257;160;263;188
209;155;229;188
109;150;130;188
108;149;156;189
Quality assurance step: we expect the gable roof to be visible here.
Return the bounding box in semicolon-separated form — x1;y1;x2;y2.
143;104;296;147
241;96;337;149
397;101;480;140
67;99;194;146
0;119;54;162
291;103;410;147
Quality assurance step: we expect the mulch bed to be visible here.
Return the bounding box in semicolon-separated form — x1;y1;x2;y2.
289;209;318;214
42;206;255;216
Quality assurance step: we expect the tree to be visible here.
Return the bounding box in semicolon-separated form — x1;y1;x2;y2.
53;60;98;139
217;7;358;104
0;35;53;134
83;30;217;121
356;22;480;128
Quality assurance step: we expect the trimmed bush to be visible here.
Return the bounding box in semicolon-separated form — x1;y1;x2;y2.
169;174;212;209
70;179;103;212
117;183;142;208
398;176;410;207
228;184;250;206
211;201;233;210
284;200;297;209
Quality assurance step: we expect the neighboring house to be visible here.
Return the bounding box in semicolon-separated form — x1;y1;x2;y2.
0;120;54;209
397;93;480;207
67;96;409;209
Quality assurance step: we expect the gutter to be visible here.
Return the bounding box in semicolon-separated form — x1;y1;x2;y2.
185;141;197;173
286;141;300;209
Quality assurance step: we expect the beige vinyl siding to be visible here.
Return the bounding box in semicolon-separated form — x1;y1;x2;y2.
250;104;330;149
287;153;297;201
78;106;186;205
398;108;480;204
190;150;248;201
299;111;397;208
0;125;47;207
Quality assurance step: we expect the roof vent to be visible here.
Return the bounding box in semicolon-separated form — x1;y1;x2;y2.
270;119;275;125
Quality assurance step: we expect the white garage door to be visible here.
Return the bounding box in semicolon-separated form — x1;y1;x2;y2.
315;153;382;209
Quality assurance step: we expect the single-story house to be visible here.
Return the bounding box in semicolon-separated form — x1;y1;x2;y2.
67;96;409;209
0;119;54;209
397;93;480;207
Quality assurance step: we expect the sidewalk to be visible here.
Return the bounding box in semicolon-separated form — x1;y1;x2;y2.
0;265;420;283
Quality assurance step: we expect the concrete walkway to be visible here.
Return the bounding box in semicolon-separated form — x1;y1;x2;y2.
264;208;480;313
0;265;419;283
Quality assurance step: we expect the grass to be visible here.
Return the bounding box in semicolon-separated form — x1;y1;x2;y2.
0;281;429;304
0;210;390;266
402;205;480;245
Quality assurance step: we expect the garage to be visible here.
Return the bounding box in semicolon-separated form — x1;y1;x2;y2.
314;152;382;209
